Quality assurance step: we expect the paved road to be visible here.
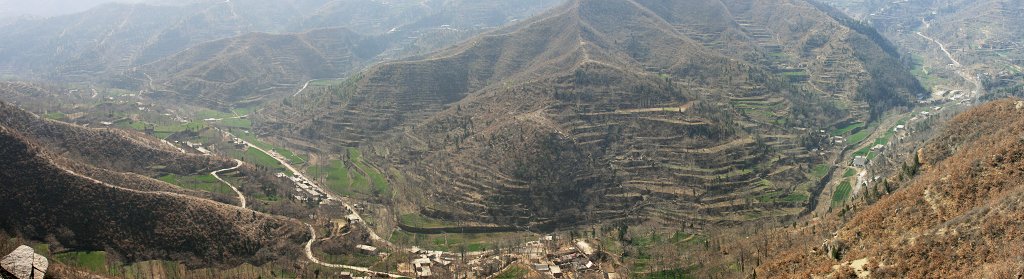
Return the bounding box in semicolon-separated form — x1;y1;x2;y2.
212;159;247;208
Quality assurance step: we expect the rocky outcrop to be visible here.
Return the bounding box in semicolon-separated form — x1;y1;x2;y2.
0;246;47;279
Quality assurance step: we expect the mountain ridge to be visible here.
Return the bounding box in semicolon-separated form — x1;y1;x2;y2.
255;0;922;230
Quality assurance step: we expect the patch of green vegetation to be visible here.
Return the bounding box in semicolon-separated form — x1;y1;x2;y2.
781;70;809;77
43;112;66;120
847;128;872;145
494;266;529;279
158;174;234;194
54;251;108;274
832;122;865;136
782;193;808;203
853;146;872;157
116;119;147;131
243;148;288;173
31;243;49;257
832;180;852;207
757;189;808;203
843;168;857;178
309;160;353;195
399;213;459;228
347;148;390;196
811;164;830;178
867;151;878;160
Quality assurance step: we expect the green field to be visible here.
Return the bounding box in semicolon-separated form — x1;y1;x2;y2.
306;149;390;198
843;168;857;177
847;128;872;145
31;243;49;257
399;213;460;228
853;145;871;157
832;180;853;207
158;174;234;194
54;251;108;274
811;164;830;178
757;191;808;203
832;122;865;136
309;160;353;195
43;112;66;120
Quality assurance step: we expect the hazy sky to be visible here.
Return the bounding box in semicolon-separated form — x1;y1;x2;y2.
0;0;148;18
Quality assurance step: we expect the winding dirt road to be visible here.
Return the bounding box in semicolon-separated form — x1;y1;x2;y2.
212;159;247;208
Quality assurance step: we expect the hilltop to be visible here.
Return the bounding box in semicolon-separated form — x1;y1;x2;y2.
257;0;924;231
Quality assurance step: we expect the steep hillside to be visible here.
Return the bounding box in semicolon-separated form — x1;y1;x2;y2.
760;99;1024;278
258;0;923;230
0;102;308;268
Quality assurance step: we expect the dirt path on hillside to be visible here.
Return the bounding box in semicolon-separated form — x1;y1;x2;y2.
212;159;246;208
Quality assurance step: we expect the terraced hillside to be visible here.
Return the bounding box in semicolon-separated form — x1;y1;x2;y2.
760;99;1024;278
257;0;923;231
0;101;308;267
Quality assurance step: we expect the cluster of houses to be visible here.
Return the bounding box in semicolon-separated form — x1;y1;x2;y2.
399;248;456;278
275;172;327;202
182;141;211;155
525;238;605;278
